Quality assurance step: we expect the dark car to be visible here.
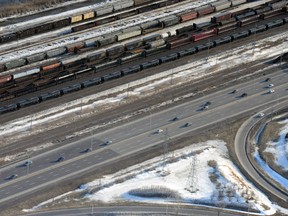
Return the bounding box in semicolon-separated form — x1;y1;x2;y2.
57;156;65;162
172;116;180;121
264;77;271;82
204;101;211;106
231;89;238;94
84;147;92;153
24;160;33;166
240;93;248;98
8;174;18;180
184;122;192;127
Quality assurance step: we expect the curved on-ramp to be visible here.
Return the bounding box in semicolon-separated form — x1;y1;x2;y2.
234;101;288;202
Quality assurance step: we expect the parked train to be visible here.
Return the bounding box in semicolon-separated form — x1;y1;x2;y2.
1;0;287;75
0;0;258;73
0;16;287;108
0;2;287;97
0;0;184;44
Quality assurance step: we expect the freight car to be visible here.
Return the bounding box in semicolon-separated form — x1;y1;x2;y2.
0;0;254;72
2;15;288;112
0;0;181;44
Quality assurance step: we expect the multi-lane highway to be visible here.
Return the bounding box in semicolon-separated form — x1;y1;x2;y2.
0;67;287;207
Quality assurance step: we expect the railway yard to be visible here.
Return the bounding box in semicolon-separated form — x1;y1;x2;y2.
0;0;288;215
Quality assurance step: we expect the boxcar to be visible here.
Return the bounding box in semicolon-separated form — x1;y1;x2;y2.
146;39;165;49
192;29;217;41
178;10;198;22
230;0;246;6
72;22;95;32
71;15;83;23
83;11;95;20
87;50;107;62
106;45;125;57
26;53;46;64
53;18;70;28
211;12;232;23
125;39;143;51
98;34;117;46
117;26;142;41
134;0;153;5
211;0;231;11
159;15;180;27
66;42;85;53
176;24;194;35
113;0;134;11
46;47;66;58
35;23;53;34
167;37;192;49
0;33;17;43
196;5;215;16
95;5;113;16
4;59;26;70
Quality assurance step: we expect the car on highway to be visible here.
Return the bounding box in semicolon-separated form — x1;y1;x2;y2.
258;113;265;118
202;105;209;111
267;83;274;88
8;174;18;180
231;89;238;94
264;77;271;82
105;140;112;145
184;122;192;127
240;93;248;98
57;156;65;162
24;160;33;166
204;101;211;106
156;129;163;134
172;116;180;121
269;89;275;94
84;147;92;153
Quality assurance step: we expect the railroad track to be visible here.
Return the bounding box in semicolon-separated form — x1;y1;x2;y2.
0;15;287;113
0;0;189;55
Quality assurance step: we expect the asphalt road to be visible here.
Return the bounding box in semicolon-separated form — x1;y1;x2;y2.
0;67;287;205
234;102;288;202
23;205;244;216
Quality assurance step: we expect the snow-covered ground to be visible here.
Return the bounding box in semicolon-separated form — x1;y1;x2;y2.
0;0;268;63
1;31;287;163
254;119;288;190
23;140;288;215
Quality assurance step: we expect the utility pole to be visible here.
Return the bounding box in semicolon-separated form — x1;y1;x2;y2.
185;155;198;193
90;130;93;150
161;128;169;176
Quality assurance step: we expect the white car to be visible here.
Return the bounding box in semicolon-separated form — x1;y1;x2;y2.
156;129;163;134
24;160;33;166
267;83;274;88
105;140;112;145
269;89;275;94
258;113;265;118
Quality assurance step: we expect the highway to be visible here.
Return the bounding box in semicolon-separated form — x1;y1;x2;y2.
23;205;244;216
0;67;287;206
234;101;288;201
